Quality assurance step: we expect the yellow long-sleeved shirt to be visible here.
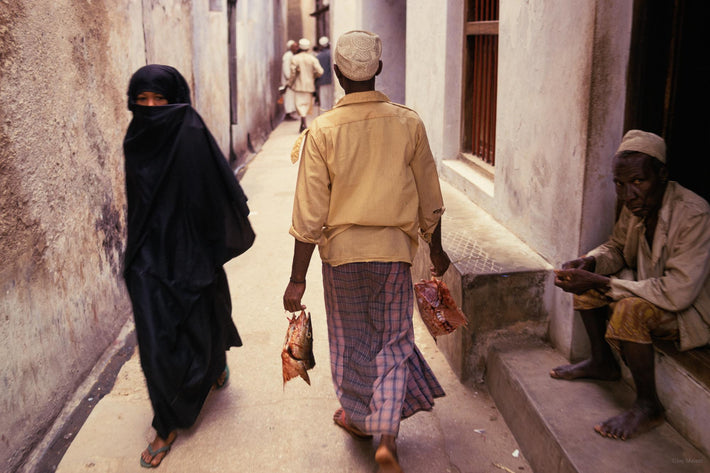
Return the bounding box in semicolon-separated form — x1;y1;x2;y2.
290;91;444;266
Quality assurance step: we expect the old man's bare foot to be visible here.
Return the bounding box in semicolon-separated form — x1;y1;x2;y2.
549;358;620;381
594;401;664;440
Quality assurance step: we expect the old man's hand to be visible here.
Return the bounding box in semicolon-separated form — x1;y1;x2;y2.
554;268;609;295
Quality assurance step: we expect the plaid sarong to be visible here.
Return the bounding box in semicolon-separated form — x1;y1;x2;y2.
322;262;445;436
573;292;678;354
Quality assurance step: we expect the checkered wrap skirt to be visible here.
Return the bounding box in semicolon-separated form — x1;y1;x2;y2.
322;261;445;436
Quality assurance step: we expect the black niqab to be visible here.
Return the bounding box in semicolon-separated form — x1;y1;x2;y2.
122;64;252;437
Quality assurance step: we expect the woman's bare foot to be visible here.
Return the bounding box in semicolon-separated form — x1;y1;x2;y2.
549;358;620;381
140;431;177;468
375;435;403;473
594;401;664;440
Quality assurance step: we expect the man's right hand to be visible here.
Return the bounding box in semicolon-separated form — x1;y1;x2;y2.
554;266;609;295
283;281;307;313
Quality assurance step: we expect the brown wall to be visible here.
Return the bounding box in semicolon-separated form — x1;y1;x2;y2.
0;1;286;471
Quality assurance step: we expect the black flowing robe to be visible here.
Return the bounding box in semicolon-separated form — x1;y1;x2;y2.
123;97;252;438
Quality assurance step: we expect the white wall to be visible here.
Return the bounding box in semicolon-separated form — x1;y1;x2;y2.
406;0;463;162
362;0;406;104
232;0;284;162
396;0;633;358
493;0;632;357
330;0;406;105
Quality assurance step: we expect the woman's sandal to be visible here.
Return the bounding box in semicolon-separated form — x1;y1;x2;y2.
214;365;230;390
333;408;373;439
139;434;176;468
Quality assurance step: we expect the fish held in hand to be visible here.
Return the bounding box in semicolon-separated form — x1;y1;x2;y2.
281;310;316;386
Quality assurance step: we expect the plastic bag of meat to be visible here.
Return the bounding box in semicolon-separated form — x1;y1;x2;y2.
414;278;468;339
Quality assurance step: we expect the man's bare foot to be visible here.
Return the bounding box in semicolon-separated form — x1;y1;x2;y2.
594;401;664;440
549;358;620;381
140;431;177;468
375;435;403;473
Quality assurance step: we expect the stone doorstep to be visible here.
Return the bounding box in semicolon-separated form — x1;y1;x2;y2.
487;344;709;473
636;343;710;460
423;179;710;468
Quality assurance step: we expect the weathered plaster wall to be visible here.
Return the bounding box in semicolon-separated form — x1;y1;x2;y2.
362;0;406;105
399;0;632;358
494;0;632;357
0;2;138;470
231;0;284;164
330;0;406;106
192;1;231;156
330;0;361;104
0;1;286;471
405;0;463;162
299;0;316;46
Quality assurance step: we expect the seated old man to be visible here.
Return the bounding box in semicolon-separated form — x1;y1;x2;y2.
552;129;710;440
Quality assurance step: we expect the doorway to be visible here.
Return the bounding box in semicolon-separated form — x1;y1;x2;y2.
625;0;710;202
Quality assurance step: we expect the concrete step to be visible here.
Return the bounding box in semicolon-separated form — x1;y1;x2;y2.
487;344;709;473
412;180;553;382
632;342;710;460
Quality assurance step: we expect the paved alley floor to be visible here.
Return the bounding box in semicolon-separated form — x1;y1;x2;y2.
54;117;532;473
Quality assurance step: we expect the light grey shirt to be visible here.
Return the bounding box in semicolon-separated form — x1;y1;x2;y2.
588;182;710;350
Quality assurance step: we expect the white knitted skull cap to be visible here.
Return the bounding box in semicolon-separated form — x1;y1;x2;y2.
616;130;666;163
299;38;311;50
334;30;382;81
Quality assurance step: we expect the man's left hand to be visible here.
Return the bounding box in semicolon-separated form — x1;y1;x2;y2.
430;248;451;277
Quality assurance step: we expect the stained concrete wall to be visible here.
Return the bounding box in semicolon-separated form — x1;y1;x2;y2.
491;0;633;358
405;0;463;163
330;0;406;105
231;0;285;166
0;1;285;471
403;0;633;359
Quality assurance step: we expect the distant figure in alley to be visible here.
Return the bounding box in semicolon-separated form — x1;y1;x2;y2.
315;36;333;112
552;130;710;440
281;39;299;120
123;65;254;468
282;30;451;473
287;38;323;132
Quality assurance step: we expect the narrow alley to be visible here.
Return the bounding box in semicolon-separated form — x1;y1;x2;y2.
51;117;532;473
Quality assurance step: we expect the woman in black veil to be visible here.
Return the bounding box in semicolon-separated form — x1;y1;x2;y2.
123;64;254;468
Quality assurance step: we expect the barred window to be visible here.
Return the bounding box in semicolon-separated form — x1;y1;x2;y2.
462;0;499;166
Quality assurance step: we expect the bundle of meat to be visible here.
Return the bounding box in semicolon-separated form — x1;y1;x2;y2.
414;278;468;339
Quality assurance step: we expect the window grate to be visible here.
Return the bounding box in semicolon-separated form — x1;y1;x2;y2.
464;0;499;165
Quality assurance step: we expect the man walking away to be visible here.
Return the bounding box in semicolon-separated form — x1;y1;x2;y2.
283;30;451;473
287;38;323;132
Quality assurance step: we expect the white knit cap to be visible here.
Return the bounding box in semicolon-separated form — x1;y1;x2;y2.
616;130;666;163
298;38;311;50
286;39;295;48
334;30;382;81
319;36;329;47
